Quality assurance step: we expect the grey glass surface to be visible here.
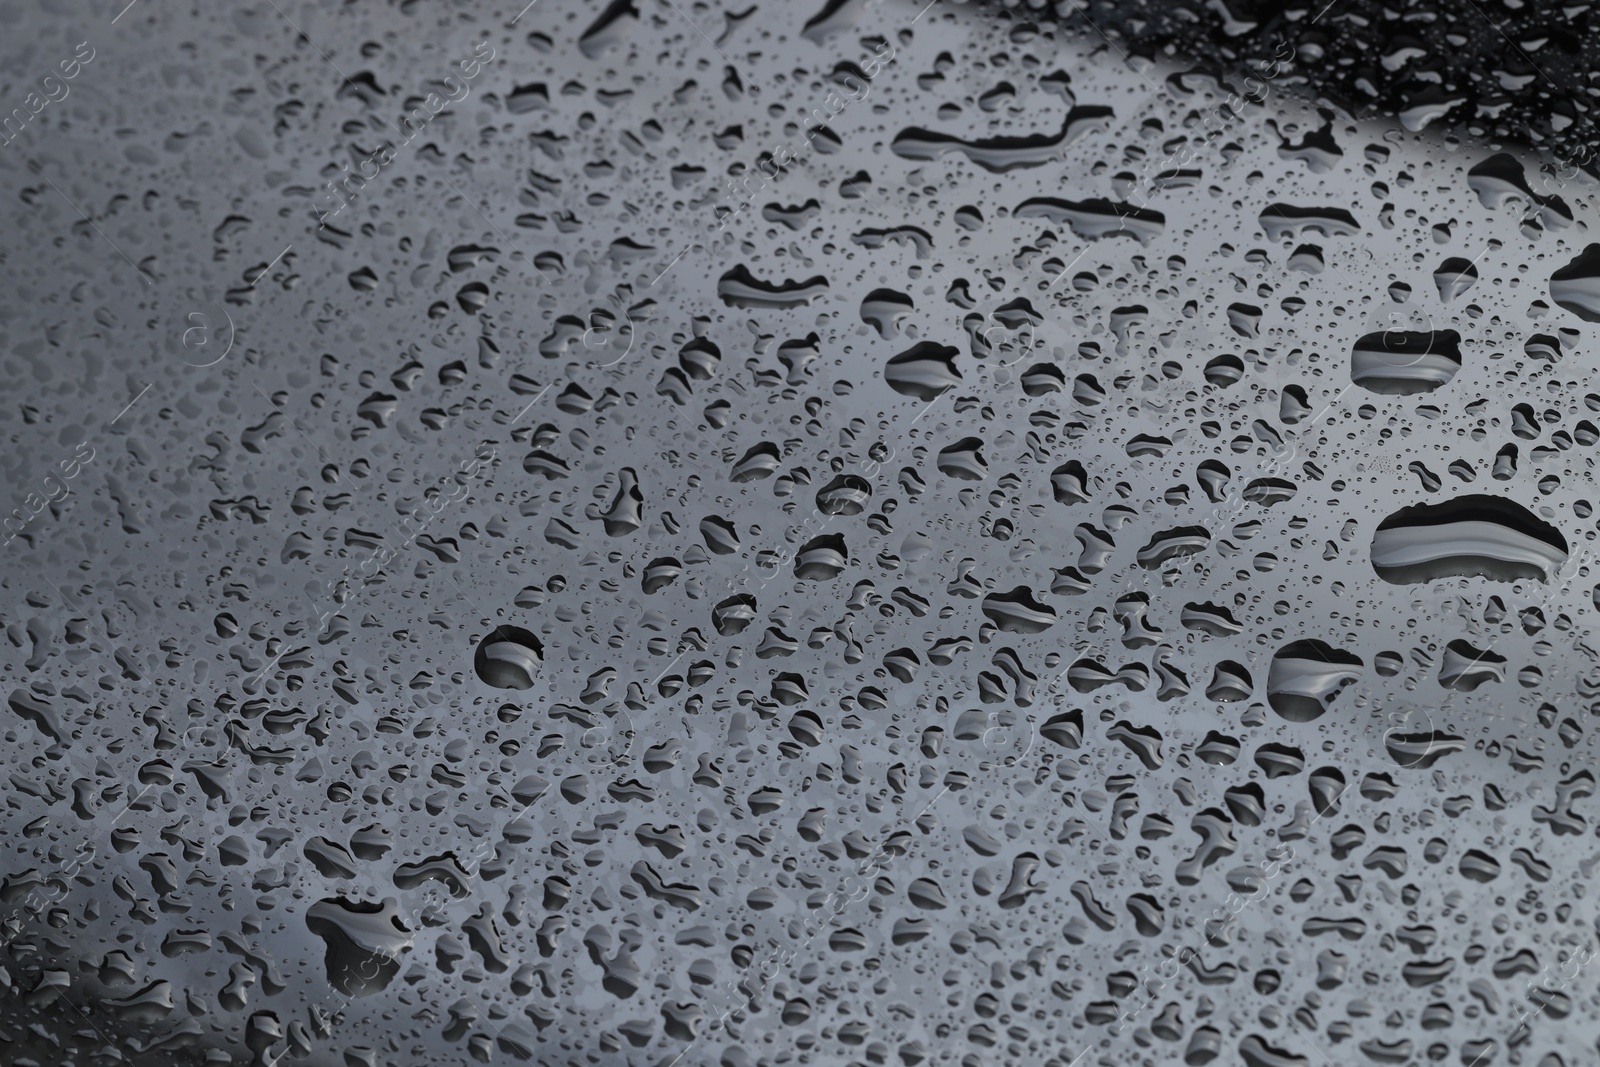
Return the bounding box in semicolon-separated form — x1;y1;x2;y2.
1;1;1598;1065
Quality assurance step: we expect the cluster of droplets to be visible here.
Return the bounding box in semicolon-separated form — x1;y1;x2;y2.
3;0;1600;1065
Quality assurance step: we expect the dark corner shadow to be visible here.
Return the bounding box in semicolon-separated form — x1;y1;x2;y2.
956;0;1599;177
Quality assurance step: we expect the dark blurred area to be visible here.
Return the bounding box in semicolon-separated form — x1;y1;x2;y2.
1025;0;1599;171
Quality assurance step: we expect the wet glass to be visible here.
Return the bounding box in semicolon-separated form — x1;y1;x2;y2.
1;1;1597;1065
